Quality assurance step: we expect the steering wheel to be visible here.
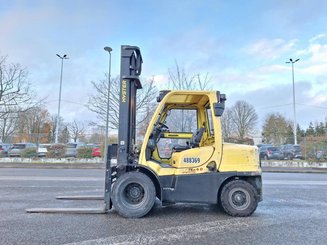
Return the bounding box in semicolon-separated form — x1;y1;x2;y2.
152;122;169;144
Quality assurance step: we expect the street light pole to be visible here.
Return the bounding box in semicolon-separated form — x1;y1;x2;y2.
103;47;112;163
55;54;68;143
286;58;300;145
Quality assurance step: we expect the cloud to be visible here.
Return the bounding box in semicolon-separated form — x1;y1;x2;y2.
218;34;327;129
1;2;327;130
301;63;327;76
152;74;169;89
146;28;231;73
211;63;290;96
312;94;327;105
309;33;327;43
296;37;327;76
0;1;115;124
255;64;287;74
245;38;297;60
227;80;326;128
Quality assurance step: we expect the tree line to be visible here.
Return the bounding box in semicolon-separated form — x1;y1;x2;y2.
259;113;327;160
1;54;326;149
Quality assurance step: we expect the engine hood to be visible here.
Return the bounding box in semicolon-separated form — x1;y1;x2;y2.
219;143;261;173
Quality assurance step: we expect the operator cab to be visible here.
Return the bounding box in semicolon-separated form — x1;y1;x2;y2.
145;92;217;168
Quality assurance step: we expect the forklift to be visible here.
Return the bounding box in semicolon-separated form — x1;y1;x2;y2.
27;45;262;218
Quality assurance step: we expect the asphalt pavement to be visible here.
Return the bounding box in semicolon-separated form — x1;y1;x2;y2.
0;168;327;245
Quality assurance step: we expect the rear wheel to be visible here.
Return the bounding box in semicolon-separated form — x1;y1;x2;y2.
220;179;258;217
112;171;156;218
287;154;293;160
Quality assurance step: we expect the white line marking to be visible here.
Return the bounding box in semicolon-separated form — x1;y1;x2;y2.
264;180;327;185
65;218;261;245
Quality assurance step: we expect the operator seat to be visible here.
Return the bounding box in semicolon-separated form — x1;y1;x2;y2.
191;126;205;147
172;126;205;152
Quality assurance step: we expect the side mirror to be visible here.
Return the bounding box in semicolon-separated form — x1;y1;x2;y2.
213;103;225;116
213;92;227;116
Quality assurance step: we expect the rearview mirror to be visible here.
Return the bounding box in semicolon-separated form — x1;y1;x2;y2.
213;103;225;116
213;92;226;116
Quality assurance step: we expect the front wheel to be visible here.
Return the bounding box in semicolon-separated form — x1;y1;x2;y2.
220;179;258;217
111;172;156;218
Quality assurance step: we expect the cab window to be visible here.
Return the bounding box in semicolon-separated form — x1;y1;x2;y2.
164;109;197;133
206;107;214;135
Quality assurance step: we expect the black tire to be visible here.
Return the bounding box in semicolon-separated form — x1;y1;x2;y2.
220;179;258;217
287;154;293;160
263;155;268;160
111;171;156;218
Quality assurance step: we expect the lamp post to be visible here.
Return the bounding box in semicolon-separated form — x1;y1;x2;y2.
103;47;112;163
286;58;300;145
55;54;68;143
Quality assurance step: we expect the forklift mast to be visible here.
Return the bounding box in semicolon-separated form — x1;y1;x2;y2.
117;45;143;173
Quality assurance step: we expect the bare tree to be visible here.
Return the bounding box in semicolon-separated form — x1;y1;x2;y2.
229;101;258;140
68;120;86;142
0;55;42;143
88;132;103;144
168;61;211;90
0;112;18;142
221;108;235;139
164;62;212;134
0;56;36;119
87;75;157;129
196;73;212;90
137;103;157;137
15;106;51;144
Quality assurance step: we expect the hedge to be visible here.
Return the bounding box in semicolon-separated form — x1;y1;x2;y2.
46;144;66;158
21;148;37;158
77;147;93;158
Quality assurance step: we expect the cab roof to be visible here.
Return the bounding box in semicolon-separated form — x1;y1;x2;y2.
162;90;216;106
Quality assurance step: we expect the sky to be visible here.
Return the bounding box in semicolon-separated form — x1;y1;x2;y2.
1;0;327;133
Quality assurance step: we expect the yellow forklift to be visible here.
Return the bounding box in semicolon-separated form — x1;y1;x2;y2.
27;45;262;218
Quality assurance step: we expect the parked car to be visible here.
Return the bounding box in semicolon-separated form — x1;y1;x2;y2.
65;142;86;157
257;144;273;149
314;150;326;160
259;146;284;160
84;143;102;158
306;150;327;161
37;144;51;157
91;144;101;158
0;143;13;157
8;143;37;157
280;144;303;160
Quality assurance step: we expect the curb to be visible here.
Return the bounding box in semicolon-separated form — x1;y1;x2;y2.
0;163;105;169
262;167;327;173
1;163;327;173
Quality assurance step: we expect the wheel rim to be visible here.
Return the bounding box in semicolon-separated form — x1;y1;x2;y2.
123;183;145;205
228;187;251;210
